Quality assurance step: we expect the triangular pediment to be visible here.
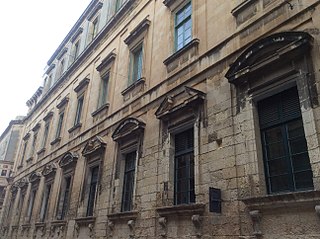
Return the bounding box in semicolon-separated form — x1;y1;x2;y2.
155;86;205;119
82;136;107;157
225;31;313;84
29;172;41;183
112;118;145;142
59;152;78;169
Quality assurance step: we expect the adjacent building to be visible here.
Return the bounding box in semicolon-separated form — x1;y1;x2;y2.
1;0;320;238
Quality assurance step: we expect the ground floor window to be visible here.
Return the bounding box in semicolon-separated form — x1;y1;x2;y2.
258;87;313;193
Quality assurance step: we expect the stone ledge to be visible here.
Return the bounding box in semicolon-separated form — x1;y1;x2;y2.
75;216;95;225
91;103;110;117
156;203;205;217
107;210;139;221
242;190;320;210
51;220;67;227
50;137;61;145
68;123;82;133
35;222;46;228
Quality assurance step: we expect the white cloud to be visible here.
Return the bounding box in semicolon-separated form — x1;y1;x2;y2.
0;0;92;133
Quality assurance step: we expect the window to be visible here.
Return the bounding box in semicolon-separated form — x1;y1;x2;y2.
55;111;65;138
258;87;313;193
116;0;126;11
97;73;109;108
30;132;38;157
56;58;65;79
57;176;72;220
129;44;143;84
26;189;37;222
74;40;80;59
21;140;28;165
1;170;7;177
39;183;52;222
121;151;136;212
74;95;84;126
86;166;99;216
92;17;99;39
174;128;195;205
175;2;192;51
41;121;50;149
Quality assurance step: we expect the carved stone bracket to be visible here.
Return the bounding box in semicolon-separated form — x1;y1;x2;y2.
249;210;262;237
158;217;167;237
315;205;320;218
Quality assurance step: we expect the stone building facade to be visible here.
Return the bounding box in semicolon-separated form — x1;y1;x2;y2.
1;0;320;238
0;118;24;215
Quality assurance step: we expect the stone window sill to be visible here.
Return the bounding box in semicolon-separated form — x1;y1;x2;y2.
241;190;320;210
68;123;82;133
35;222;46;228
51;220;67;226
50;137;61;145
91;103;110;117
75;216;96;225
163;39;200;73
21;224;31;228
121;78;145;96
37;148;46;155
107;210;139;221
26;157;33;163
156;203;205;216
17;165;23;170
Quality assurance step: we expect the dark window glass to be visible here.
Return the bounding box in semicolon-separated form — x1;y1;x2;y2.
40;184;52;222
259;87;313;193
174;128;195;205
42;122;50;148
57;176;72;220
56;111;65;138
121;151;136;212
98;73;109;108
86;166;99;216
129;45;143;84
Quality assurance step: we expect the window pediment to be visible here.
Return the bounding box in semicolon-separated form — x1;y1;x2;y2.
16;177;28;189
96;52;116;72
225;31;313;85
57;96;69;109
155;86;205;120
29;172;42;184
43;111;54;121
124;18;150;46
112;118;145;142
82;136;106;157
42;163;57;177
59;152;79;169
32;123;41;132
74;78;90;93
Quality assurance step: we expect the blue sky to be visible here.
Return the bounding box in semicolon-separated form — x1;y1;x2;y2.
0;0;92;133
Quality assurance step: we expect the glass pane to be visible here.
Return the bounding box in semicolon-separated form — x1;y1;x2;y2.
266;142;286;159
265;127;282;143
185;3;192;16
294;171;313;189
292;153;311;172
270;175;291;192
288;120;304;139
268;158;288;176
289;138;308;154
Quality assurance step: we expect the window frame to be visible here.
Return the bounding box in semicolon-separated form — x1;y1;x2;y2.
174;1;192;51
39;182;52;222
56;174;73;220
128;43;143;85
97;72;110;108
74;94;85;126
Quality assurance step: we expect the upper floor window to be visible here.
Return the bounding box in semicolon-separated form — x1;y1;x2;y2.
129;44;143;85
42;121;51;149
74;95;84;126
55;111;65;139
175;2;192;51
74;40;80;59
98;73;109;108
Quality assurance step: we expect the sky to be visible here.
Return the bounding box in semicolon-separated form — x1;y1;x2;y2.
0;0;92;134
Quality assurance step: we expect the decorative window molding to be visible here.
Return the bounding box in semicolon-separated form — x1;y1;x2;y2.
82;136;106;158
23;133;30;141
45;64;56;75
163;0;188;11
56;96;69;109
71;27;84;43
29;172;42;184
42;163;57;178
87;2;103;20
74;78;90;93
155;86;205;120
96;52;116;73
112;117;146;142
56;48;68;60
32;123;41;132
225;31;313;85
59;152;79;170
43;111;54;122
124;18;150;46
